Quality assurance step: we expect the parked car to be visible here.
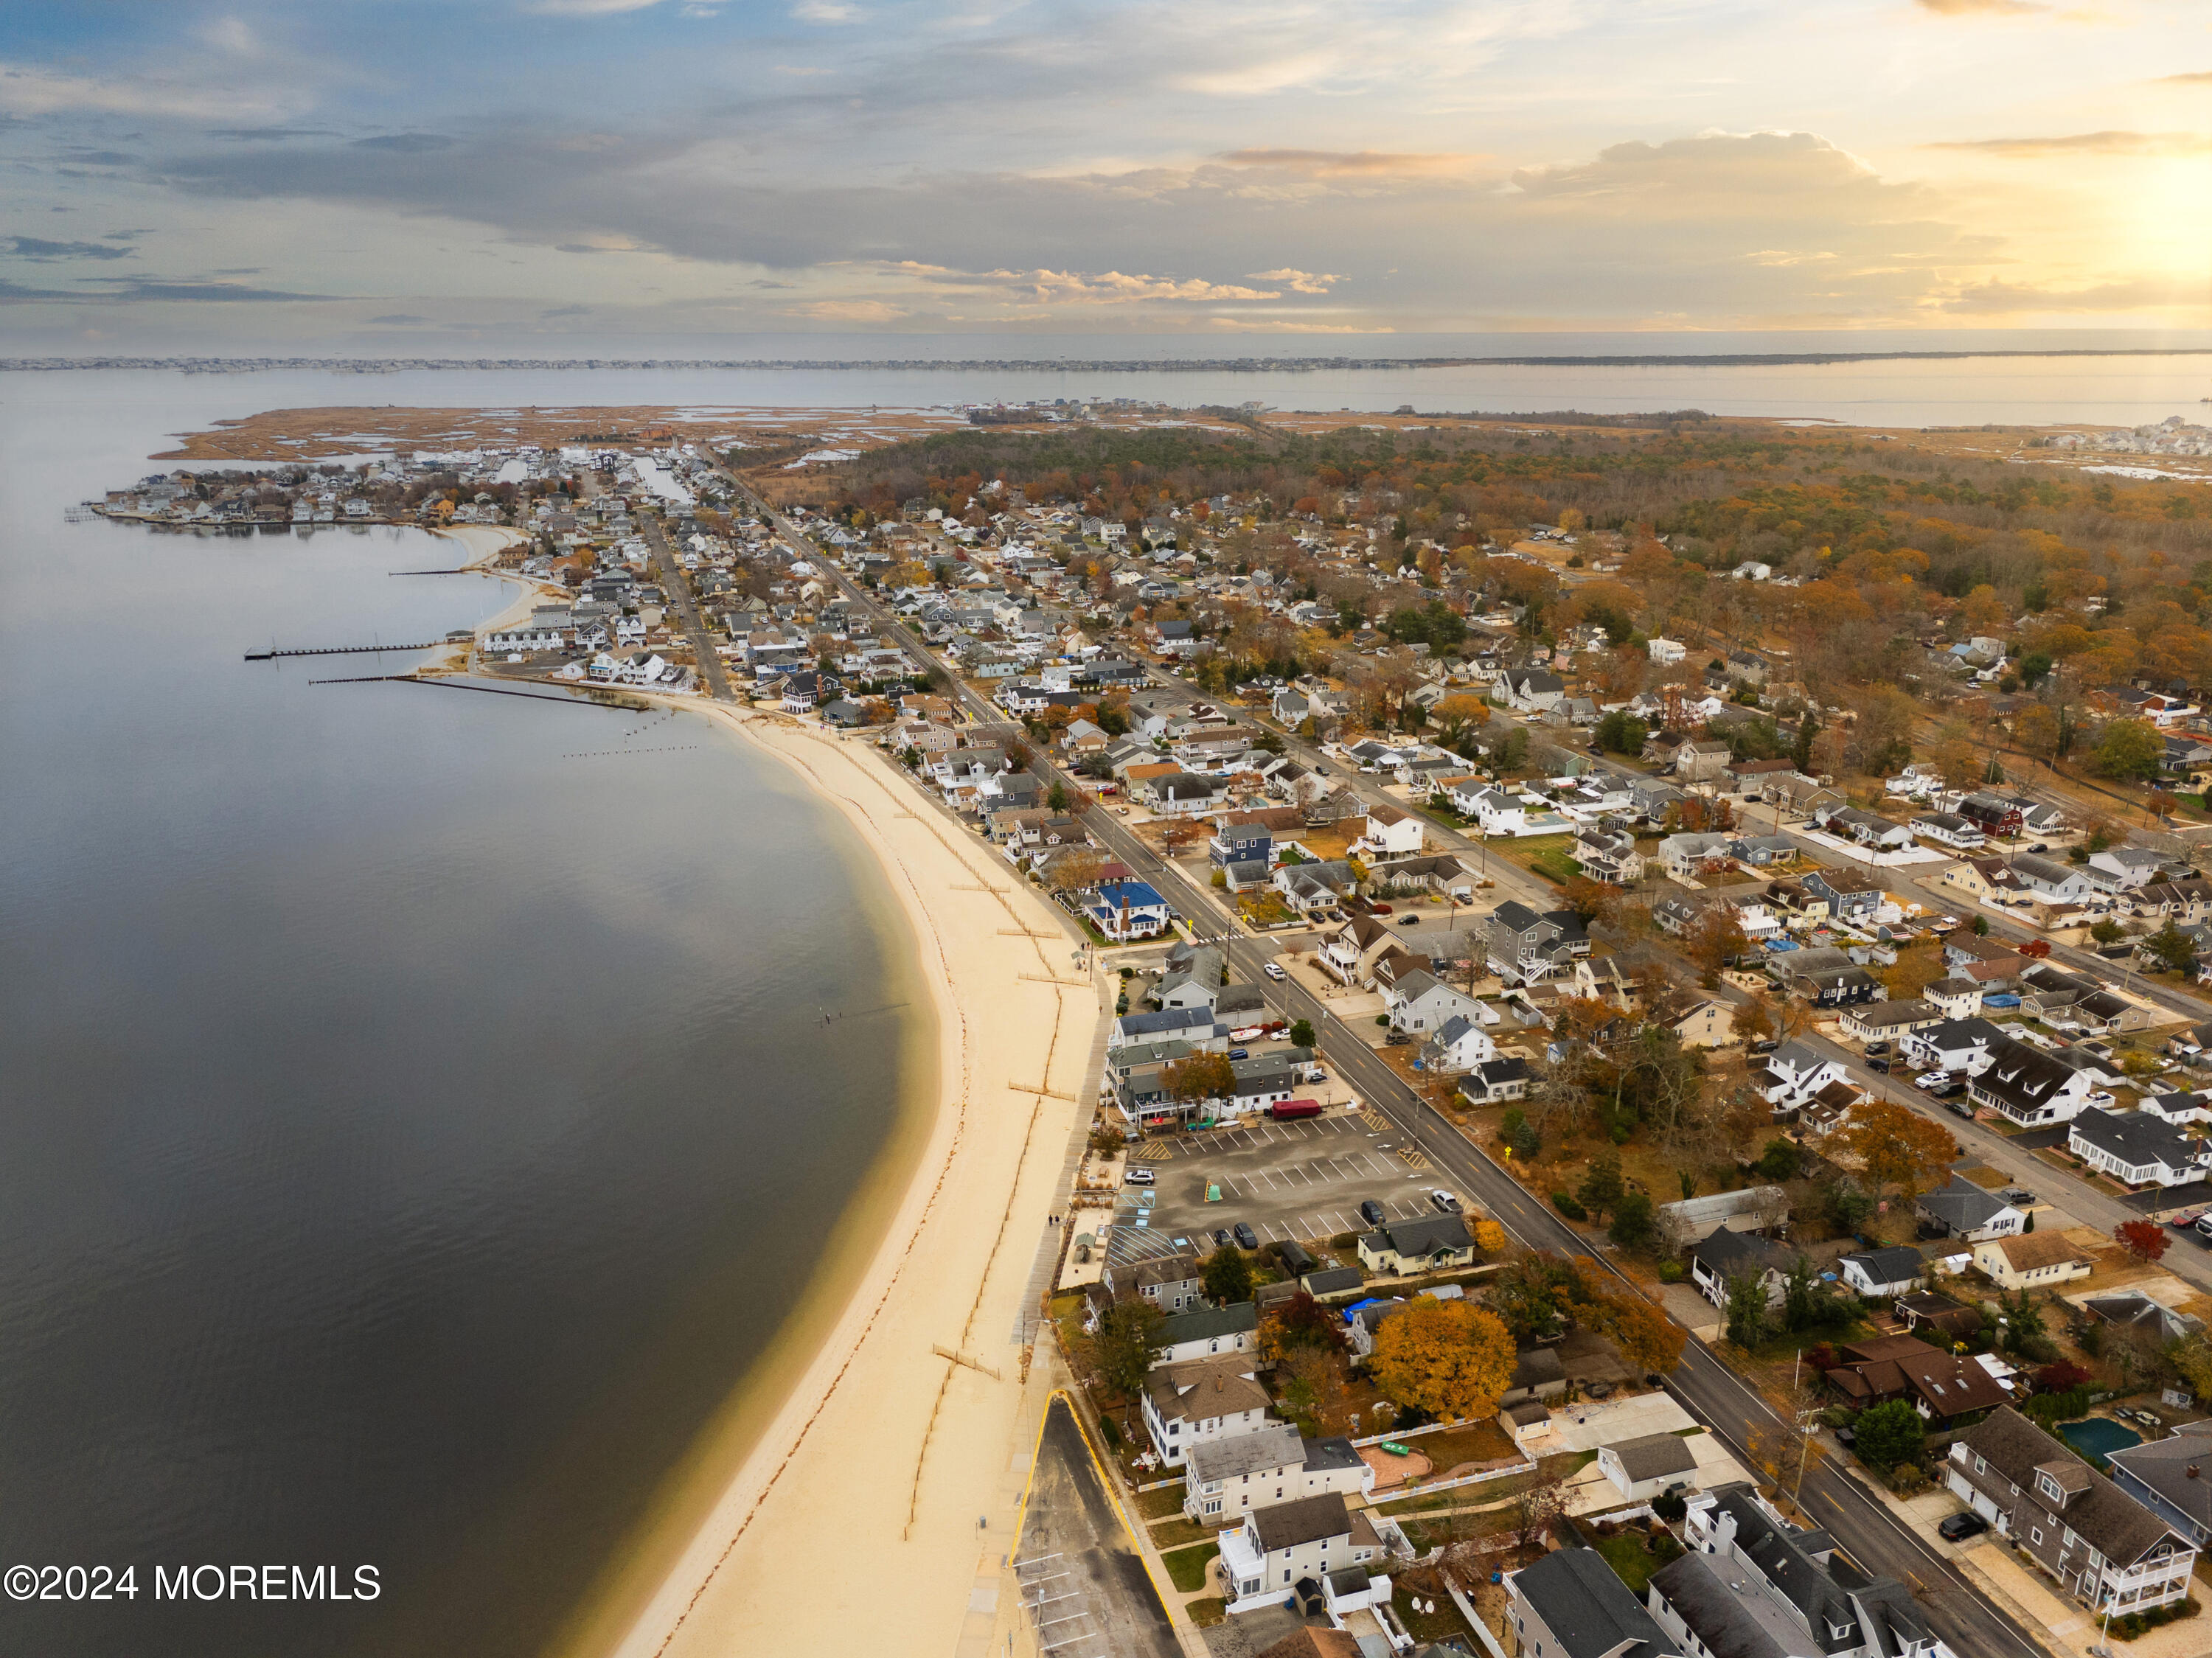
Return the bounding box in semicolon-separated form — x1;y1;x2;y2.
2086;1090;2118;1107
1359;1199;1387;1227
2030;843;2049;854
1869;1058;1891;1073
1946;1097;1977;1120
1431;1191;1462;1213
2002;1188;2036;1205
1234;1222;1259;1250
1398;915;1419;927
1938;1512;1989;1542
1229;1048;1250;1060
1915;1071;1952;1090
1370;902;1394;915
1751;1039;1779;1056
1211;1227;1232;1248
1124;1166;1155;1186
1930;915;1961;932
1865;1041;1891;1056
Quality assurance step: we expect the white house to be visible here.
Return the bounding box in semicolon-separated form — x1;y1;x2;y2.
2085;846;2166;894
2008;854;2096;905
1419;1013;1497;1074
1217;1492;1385;1611
1353;801;1425;859
1596;1432;1699;1502
1461;787;1528;837
1386;971;1483;1036
1971;1233;2093;1290
1647;636;1688;665
1757;1040;1851;1111
2069;1107;2212;1188
1085;879;1174;941
1141;1355;1276;1468
1180;1425;1371;1522
1837;1246;1927;1299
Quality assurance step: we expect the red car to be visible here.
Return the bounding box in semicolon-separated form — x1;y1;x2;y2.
1369;902;1393;914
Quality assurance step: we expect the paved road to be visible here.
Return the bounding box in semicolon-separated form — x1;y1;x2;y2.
723;478;2042;1655
638;508;734;701
1015;1396;1183;1658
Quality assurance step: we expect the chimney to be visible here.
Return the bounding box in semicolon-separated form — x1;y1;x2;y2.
2189;1466;2201;1480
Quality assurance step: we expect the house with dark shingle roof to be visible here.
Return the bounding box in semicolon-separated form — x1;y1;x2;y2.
1913;1174;2025;1243
1598;1432;1699;1501
1822;1334;2008;1425
1357;1216;1475;1276
2109;1423;2212;1548
1947;1406;2199;1612
1507;1544;1677;1658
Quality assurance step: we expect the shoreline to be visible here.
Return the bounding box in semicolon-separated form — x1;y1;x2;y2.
559;703;1099;1658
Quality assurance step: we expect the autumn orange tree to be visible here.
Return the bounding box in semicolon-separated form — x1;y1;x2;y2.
1368;1295;1517;1422
1838;1098;1956;1204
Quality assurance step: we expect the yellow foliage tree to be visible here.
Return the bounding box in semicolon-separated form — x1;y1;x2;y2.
1838;1098;1957;1204
1368;1296;1516;1422
1472;1219;1508;1255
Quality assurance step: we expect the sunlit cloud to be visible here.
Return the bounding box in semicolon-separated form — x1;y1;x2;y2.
1246;268;1346;293
1927;130;2212;156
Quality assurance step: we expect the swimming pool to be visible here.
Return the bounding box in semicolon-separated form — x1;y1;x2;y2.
2059;1418;2143;1463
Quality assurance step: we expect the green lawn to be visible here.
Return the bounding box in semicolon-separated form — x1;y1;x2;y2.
1528;849;1582;885
1594;1528;1685;1594
1394;1586;1477;1645
1186;1598;1227;1627
1135;1484;1188;1521
1149;1516;1208;1550
1161;1542;1220;1594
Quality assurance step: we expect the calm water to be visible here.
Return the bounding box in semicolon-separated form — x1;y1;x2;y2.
0;379;927;1656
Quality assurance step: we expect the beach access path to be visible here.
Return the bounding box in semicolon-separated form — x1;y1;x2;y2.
599;704;1106;1658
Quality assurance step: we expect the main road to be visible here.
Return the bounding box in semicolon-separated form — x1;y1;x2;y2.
719;476;2038;1658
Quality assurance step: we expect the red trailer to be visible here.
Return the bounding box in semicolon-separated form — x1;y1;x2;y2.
1270;1098;1324;1121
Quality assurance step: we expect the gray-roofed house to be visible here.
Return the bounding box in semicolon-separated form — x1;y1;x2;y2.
1105;1251;1205;1312
1689;1227;1797;1310
1836;1247;1927;1300
1486;901;1590;986
2068;1107;2212;1188
1181;1424;1371;1522
1507;1544;1680;1658
1217;1491;1384;1609
1301;1265;1366;1301
2108;1424;2212;1548
1152;1300;1259;1366
1913;1174;2025;1242
1503;1345;1568;1404
1947;1406;2199;1612
1656;1185;1790;1250
1357;1216;1476;1276
1458;1055;1532;1105
1598;1432;1700;1502
1653;1485;1936;1658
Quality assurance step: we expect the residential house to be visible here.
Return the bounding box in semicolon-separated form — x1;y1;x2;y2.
1648;993;1733;1049
2068;1108;2212;1188
1275;859;1358;916
1208;812;1275;869
1895;1291;1986;1344
2009;854;2096;905
1141;1355;1277;1467
1770;944;1882;1008
1658;832;1733;881
1155;943;1227;1010
1459;786;1529;837
2107;1424;2212;1550
1757;1041;1851;1112
1915;1175;2026;1243
1654;1486;1942;1658
1486;901;1589;986
1458;1056;1532;1106
1217;1491;1385;1611
1947;1407;2199;1614
1838;1000;1941;1044
1822;1333;2009;1424
1107;1252;1206;1312
1352;802;1425;859
2133;878;2212;926
1689;1227;1798;1309
1181;1426;1371;1522
2084;846;2166;894
1419;1014;1497;1074
1573;827;1644;884
1086;879;1175;941
1799;866;1885;923
1507;1544;1680;1658
2081;1292;2202;1346
1900;1016;2008;1079
1500;668;1565;714
1837;1247;1927;1300
1153;1301;1260;1366
1656;1185;1790;1250
1972;1232;2093;1290
2138;1089;2212;1126
1385;971;1483;1036
1912;812;1986;851
1821;807;1917;851
1938;855;2031;907
1357;1217;1476;1277
1969;1038;2101;1126
1598;1432;1700;1502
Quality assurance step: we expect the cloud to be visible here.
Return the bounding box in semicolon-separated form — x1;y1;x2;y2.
782;299;905;320
540;303;591;316
1215;149;1481;178
1938;278;2188;313
367;313;429;324
351;133;457;153
1925;130;2212;157
209;126;340;142
521;0;672;13
0;62;285;121
1744;249;1837;267
893;262;1279;303
1915;0;2043;13
1246;268;1345;293
792;0;860;20
1206;317;1396;333
2151;71;2212;85
4;237;135;262
0;277;334;304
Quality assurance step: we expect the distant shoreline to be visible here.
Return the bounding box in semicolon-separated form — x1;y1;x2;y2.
7;346;2212;375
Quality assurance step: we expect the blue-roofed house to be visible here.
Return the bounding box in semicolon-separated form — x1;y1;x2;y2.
1087;879;1172;941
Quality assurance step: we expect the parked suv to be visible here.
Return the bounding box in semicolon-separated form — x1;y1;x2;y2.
1124;1166;1155;1186
1359;1199;1387;1227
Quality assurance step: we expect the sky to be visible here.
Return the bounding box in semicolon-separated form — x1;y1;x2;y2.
0;0;2207;349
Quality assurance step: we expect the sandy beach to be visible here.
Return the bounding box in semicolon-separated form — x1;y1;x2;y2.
557;702;1100;1658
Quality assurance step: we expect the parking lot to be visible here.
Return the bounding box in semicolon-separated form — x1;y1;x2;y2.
1106;1111;1453;1267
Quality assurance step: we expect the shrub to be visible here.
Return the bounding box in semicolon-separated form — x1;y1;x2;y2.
1652;1491;1688;1523
1658;1261;1685;1283
1376;1014;1390;1027
1551;1191;1588;1221
1885;1463;1931;1496
1099;1415;1121;1448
